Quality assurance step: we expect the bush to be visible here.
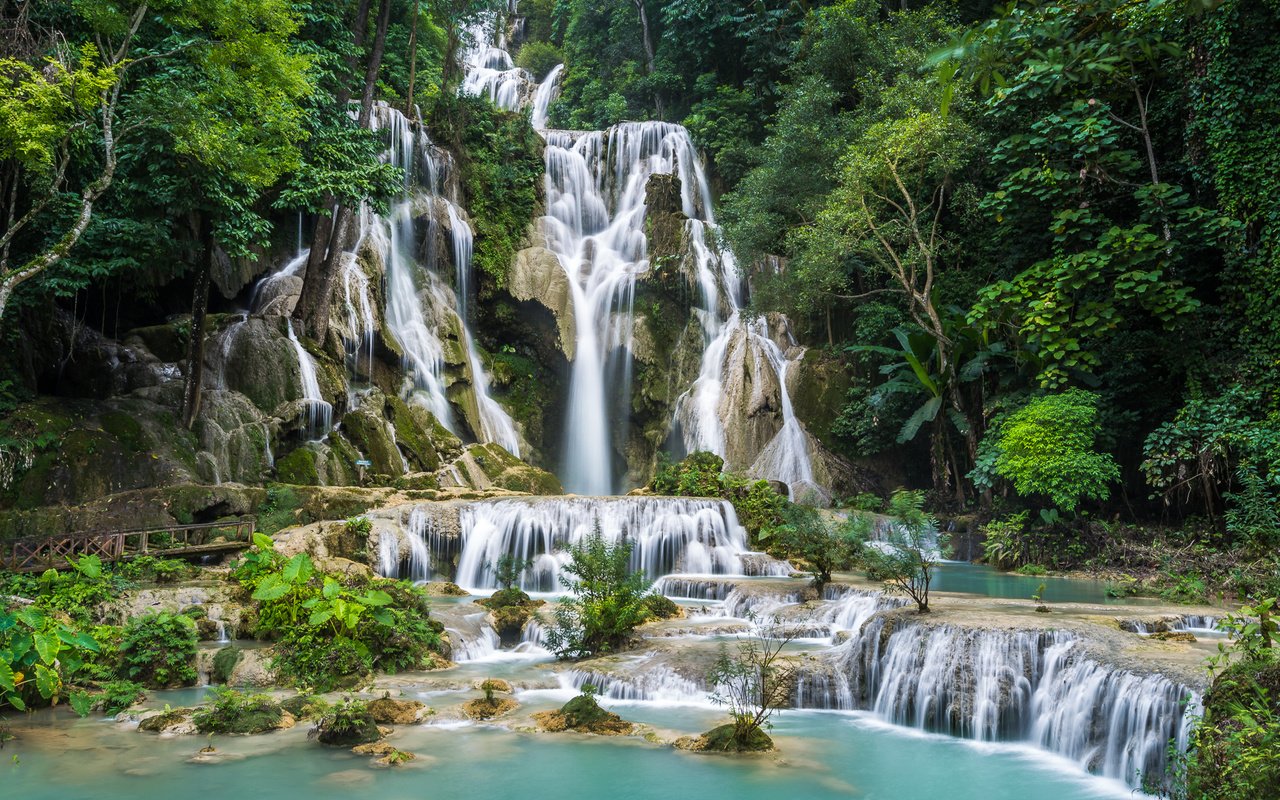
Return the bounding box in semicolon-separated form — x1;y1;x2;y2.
116;556;194;584
515;40;562;80
857;490;941;613
192;687;284;734
545;526;652;659
234;536;445;690
118;612;198;688
641;594;681;621
315;698;381;746
769;505;861;588
991;390;1119;512
94;680;146;715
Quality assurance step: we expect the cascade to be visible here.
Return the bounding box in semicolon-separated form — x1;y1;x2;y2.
368;104;520;453
284;320;332;439
797;618;1201;788
406;496;780;591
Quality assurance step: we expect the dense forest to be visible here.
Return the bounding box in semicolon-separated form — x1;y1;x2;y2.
1;2;1278;797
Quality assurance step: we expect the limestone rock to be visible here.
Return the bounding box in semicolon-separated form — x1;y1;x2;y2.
509;246;575;360
461;696;518;721
367;697;428;725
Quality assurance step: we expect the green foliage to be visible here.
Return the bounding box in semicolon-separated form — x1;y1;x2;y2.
545;525;652;659
991;390;1119;512
114;556;194;584
857;490;940;613
315;697;381;746
1186;658;1280;800
232;534;442;691
192;687;284;734
92;679;145;715
771;505;861;589
1;557;123;624
428;94;543;287
0;604;99;712
706;634;796;752
490;554;533;591
514;41;562;80
981;512;1030;570
650;452;787;545
118;613;197;689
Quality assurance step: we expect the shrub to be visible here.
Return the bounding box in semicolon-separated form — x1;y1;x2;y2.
991;389;1119;512
857;490;941;613
641;594;681;621
315;698;381;746
705;634;798;752
192;687;284;734
770;504;861;589
95;680;146;715
545;526;652;659
118;612;198;688
515;40;562;80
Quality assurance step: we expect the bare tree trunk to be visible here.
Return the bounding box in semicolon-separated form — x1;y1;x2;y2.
405;0;419;116
182;215;213;429
631;0;663;117
294;0;375;338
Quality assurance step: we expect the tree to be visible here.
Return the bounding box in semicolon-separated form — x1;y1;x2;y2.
544;525;652;659
992;389;1119;513
858;489;939;613
772;504;860;590
704;632;798;752
0;0;310;321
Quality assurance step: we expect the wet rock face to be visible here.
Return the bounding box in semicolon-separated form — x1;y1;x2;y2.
508;245;576;360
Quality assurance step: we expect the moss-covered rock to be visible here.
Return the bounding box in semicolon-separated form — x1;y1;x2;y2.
676;723;775;753
276;446;321;486
367;696;428;725
787;349;852;454
533;693;634;735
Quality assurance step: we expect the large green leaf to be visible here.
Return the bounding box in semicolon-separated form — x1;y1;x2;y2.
308;609;333;627
6;692;26;711
282;553;314;584
370;609;394;627
0;660;14;692
73;553;102;579
322;577;341;599
252;532;275;551
357;590;392;607
251;574;291;602
70;690;93;718
34;663;59;699
897;396;943;443
32;632;60;665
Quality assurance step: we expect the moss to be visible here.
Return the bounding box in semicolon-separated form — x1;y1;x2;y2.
789;349;853;453
698;723;775;752
276;447;320;486
212;646;243;684
99;411;152;453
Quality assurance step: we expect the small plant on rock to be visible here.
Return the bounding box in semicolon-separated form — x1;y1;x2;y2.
703;632;799;752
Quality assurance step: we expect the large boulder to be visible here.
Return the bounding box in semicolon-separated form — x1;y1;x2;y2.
508;246;576;360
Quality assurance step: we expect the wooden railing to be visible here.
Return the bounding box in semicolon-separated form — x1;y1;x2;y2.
2;518;256;573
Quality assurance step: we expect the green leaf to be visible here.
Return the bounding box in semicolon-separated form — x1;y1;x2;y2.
358;590;392;607
282;553;313;584
251;575;291;602
252;532;275;551
0;660;14;692
370;609;394;626
75;632;101;653
7;692;27;711
34;663;59;699
33;632;59;665
307;609;333;627
322;577;341;600
70;690;93;718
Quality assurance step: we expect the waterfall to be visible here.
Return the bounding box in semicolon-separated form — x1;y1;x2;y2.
413;496;769;591
367;105;520;453
542;123;724;494
285;320;332;439
530;63;563;130
377;506;453;582
799;619;1201;788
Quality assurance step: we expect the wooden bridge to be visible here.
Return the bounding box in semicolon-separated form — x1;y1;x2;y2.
2;518;256;573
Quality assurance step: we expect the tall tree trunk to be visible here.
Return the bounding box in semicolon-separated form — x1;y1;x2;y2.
631;0;663;117
182;215;214;429
294;0;377;339
405;0;419;116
